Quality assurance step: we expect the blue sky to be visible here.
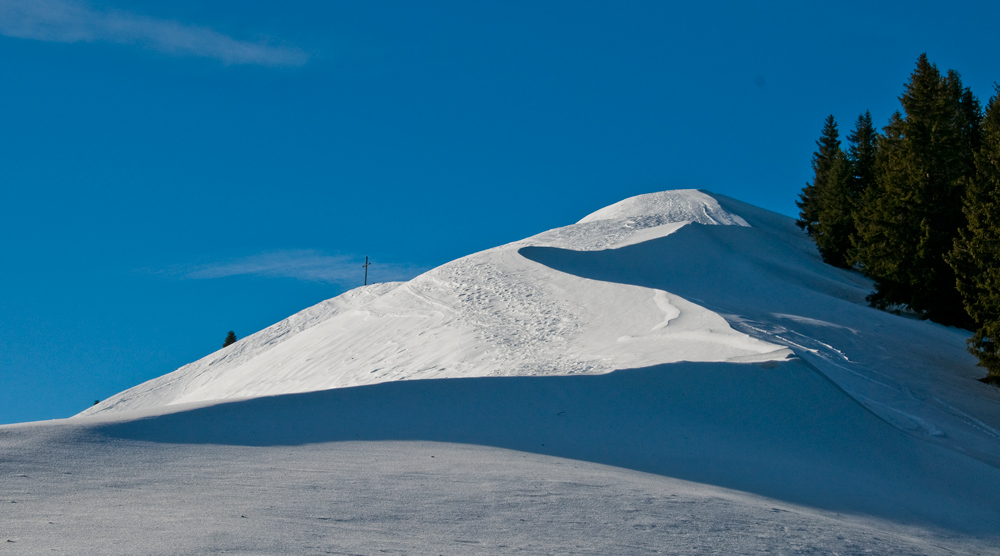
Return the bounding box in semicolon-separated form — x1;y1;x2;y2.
2;0;998;424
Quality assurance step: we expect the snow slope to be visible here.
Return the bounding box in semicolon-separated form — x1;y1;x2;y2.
5;362;1000;554
80;189;1000;470
80;190;787;415
4;189;1000;553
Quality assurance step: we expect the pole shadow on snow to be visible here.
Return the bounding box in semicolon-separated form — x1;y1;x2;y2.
94;360;1000;534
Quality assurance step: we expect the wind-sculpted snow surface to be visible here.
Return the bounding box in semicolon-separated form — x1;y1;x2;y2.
8;188;999;553
81;189;788;416
523;193;1000;469
80;188;1000;470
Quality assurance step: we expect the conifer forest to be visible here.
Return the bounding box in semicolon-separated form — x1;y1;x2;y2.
798;53;1000;383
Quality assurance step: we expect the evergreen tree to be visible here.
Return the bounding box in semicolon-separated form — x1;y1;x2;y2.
797;115;841;234
814;111;879;268
848;111;878;194
853;111;905;301
853;54;977;327
948;86;1000;381
223;331;237;348
951;72;983;159
814;149;854;267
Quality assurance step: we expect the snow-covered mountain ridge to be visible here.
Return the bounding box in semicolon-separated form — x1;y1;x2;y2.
81;190;783;415
8;188;1000;553
82;189;1000;470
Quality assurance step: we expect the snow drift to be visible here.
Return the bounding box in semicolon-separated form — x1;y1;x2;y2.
5;189;1000;553
81;189;1000;472
81;190;788;415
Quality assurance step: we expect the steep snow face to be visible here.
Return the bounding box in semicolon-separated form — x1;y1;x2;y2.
83;189;786;416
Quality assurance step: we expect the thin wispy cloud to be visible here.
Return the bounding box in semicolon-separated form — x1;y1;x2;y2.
0;0;308;66
180;250;426;285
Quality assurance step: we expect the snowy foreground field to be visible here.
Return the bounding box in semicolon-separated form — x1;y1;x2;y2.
4;190;1000;554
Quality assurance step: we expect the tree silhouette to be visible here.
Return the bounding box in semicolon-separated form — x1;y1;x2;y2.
796;115;841;234
853;54;978;327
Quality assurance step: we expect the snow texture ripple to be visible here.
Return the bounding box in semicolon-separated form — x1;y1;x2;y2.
4;188;998;554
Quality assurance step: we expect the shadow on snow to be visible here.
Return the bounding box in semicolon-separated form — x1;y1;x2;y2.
94;360;1000;534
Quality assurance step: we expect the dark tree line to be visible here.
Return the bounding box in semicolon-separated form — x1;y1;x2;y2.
798;54;1000;384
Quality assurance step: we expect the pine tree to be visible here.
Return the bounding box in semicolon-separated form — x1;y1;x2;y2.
853;111;905;303
853;54;977;327
797;115;841;235
814;111;879;268
947;70;983;160
848;111;878;195
948;86;1000;381
814;149;853;267
223;331;237;348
